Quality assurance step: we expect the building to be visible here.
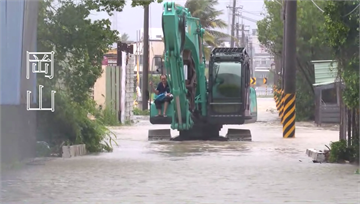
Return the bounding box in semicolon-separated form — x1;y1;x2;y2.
217;28;274;85
0;0;38;164
133;28;164;73
250;29;274;84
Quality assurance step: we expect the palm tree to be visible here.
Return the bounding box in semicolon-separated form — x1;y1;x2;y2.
119;33;130;42
184;0;229;58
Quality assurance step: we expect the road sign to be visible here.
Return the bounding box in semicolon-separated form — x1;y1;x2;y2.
250;77;256;85
263;77;267;84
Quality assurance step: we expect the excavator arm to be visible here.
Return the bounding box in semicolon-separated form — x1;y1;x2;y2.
161;2;206;130
148;2;256;141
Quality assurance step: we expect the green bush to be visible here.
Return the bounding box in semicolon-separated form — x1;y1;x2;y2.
99;102;120;126
149;74;161;86
329;140;357;163
133;107;150;115
37;90;118;154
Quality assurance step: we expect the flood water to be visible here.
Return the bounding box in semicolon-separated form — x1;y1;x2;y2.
1;98;359;204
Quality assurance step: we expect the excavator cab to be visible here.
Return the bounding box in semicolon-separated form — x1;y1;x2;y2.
149;55;164;100
207;47;252;125
149;56;174;125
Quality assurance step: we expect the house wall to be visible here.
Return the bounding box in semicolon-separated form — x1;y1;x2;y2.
312;60;338;85
320;105;340;124
93;65;107;107
0;0;38;164
133;40;164;72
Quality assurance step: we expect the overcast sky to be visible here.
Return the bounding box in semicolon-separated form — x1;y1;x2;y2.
89;0;266;41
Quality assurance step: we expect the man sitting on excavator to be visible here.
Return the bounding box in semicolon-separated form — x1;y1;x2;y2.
150;75;173;117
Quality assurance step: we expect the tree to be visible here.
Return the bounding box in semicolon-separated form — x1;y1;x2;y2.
257;0;333;120
36;0;121;153
184;0;228;58
84;0;163;15
86;0;227;59
36;0;166;154
323;0;359;162
119;33;130;42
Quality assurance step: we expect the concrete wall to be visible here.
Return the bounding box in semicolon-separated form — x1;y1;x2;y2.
124;55;135;122
0;0;38;164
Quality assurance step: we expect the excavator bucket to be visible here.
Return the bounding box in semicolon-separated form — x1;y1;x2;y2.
226;129;252;141
148;129;171;141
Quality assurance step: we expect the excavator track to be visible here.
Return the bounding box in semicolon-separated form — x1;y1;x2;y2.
148;126;252;142
148;129;171;141
226;129;252;141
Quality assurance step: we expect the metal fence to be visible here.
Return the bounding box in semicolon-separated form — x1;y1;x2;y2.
256;90;273;97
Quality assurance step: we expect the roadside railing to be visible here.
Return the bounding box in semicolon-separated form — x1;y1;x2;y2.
256;90;273;97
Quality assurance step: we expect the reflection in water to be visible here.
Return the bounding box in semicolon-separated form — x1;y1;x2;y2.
2;110;360;204
149;141;251;157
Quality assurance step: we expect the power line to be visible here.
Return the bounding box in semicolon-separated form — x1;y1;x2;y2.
343;3;360;17
274;0;282;6
311;0;360;17
311;0;324;13
242;10;263;17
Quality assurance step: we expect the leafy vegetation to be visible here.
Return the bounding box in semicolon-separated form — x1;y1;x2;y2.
184;0;228;59
328;140;357;163
257;1;332;121
133;108;150;116
119;33;130;42
259;0;359;162
322;0;359;162
37;0;152;154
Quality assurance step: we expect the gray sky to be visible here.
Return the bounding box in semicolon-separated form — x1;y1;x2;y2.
89;0;266;41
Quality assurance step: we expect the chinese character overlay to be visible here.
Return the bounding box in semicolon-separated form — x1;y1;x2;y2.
26;51;56;112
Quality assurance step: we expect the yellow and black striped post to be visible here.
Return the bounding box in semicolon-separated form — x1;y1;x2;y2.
280;92;285;124
282;93;296;138
273;86;278;103
279;90;284;120
282;0;297;138
275;90;281;112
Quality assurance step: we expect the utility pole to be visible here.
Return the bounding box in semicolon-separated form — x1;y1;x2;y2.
249;41;254;77
236;23;239;47
241;23;245;47
283;0;297;138
274;55;281;85
281;0;286;90
230;0;237;47
227;1;244;47
142;5;150;110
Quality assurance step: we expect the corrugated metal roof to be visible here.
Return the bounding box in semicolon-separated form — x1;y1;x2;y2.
311;60;338;85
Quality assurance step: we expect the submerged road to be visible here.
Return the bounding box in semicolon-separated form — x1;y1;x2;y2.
1;98;359;204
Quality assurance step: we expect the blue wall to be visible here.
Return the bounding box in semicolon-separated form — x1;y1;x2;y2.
0;0;38;105
0;0;24;105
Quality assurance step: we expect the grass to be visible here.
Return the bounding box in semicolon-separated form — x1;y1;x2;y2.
132;107;150;116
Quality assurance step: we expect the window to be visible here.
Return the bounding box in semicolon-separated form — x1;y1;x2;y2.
261;59;266;65
154;55;162;67
151;55;163;72
212;62;242;99
254;60;261;67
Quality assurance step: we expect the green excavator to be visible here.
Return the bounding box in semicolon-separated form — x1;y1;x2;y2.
148;2;257;141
